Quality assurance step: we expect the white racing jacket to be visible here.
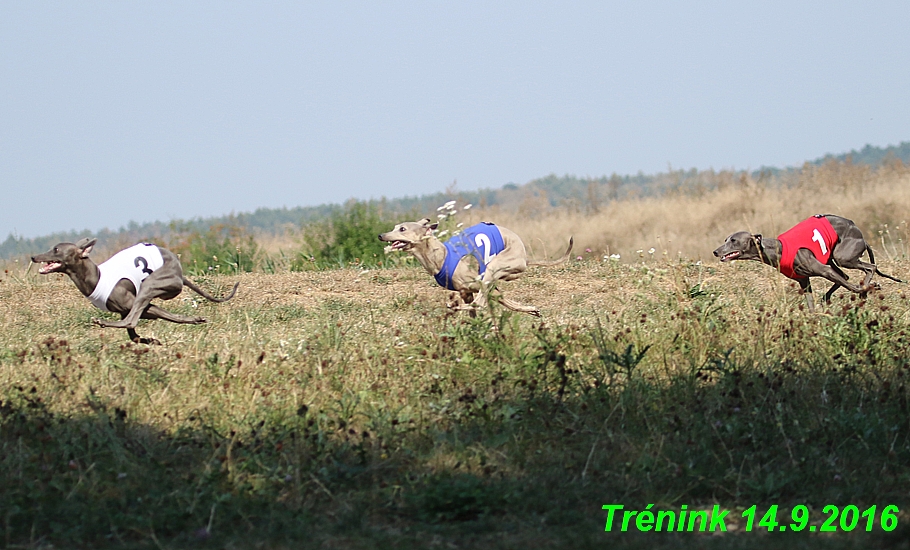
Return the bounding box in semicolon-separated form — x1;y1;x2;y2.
87;243;164;311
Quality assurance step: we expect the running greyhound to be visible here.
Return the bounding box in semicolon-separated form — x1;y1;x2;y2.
713;214;901;311
379;219;573;316
32;238;238;344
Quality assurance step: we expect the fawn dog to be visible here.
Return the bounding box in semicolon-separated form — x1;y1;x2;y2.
379;219;572;316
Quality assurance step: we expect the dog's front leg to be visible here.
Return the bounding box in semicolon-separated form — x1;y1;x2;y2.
126;326;160;345
446;291;464;310
446;290;480;318
798;279;816;312
469;275;492;311
823;282;842;304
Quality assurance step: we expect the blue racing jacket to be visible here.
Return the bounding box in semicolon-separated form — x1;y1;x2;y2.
434;222;506;290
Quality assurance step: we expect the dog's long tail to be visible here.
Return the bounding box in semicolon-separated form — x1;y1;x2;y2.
183;279;240;302
865;244;904;283
528;237;574;267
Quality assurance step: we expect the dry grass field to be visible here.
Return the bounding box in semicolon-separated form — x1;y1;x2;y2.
246;159;910;267
3;161;910;549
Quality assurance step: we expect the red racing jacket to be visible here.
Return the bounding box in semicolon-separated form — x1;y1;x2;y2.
777;215;839;280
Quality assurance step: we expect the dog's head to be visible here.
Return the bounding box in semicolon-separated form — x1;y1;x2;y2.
31;238;97;274
378;218;438;251
713;231;762;262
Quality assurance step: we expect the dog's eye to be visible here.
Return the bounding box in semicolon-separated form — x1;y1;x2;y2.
399;227;405;232
53;247;58;253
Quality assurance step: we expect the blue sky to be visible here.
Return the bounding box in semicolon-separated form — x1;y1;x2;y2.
2;2;908;239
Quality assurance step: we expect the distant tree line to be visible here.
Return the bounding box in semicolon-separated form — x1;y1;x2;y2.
3;141;908;261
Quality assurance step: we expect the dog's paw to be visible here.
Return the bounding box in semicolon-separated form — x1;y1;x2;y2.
136;337;162;345
445;292;463;309
193;317;207;324
91;317;107;327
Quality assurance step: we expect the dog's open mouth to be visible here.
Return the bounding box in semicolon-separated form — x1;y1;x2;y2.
721;251;741;262
38;261;64;274
384;240;411;253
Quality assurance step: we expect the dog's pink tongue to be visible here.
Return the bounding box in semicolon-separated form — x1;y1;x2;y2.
40;262;60;274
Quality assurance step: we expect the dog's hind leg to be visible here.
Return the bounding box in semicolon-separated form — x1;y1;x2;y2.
862;245;904;282
115;304;200;345
836;258;876;288
838;256;902;287
831;239;888;289
476;262;542;316
461;278;540;316
142;304;206;324
498;296;541;316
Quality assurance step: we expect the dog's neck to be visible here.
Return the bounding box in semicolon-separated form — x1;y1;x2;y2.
65;259;101;297
408;236;447;275
757;238;783;268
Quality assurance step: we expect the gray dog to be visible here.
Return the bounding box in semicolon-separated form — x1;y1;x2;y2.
32;238;238;344
713;214;901;311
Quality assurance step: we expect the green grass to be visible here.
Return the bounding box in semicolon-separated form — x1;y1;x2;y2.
1;260;909;548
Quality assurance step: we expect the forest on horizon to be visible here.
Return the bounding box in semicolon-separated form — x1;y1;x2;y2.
3;140;909;260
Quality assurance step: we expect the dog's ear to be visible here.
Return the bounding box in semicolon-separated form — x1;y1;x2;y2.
753;234;763;247
428;223;439;231
418;218;432;226
78;238;97;258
